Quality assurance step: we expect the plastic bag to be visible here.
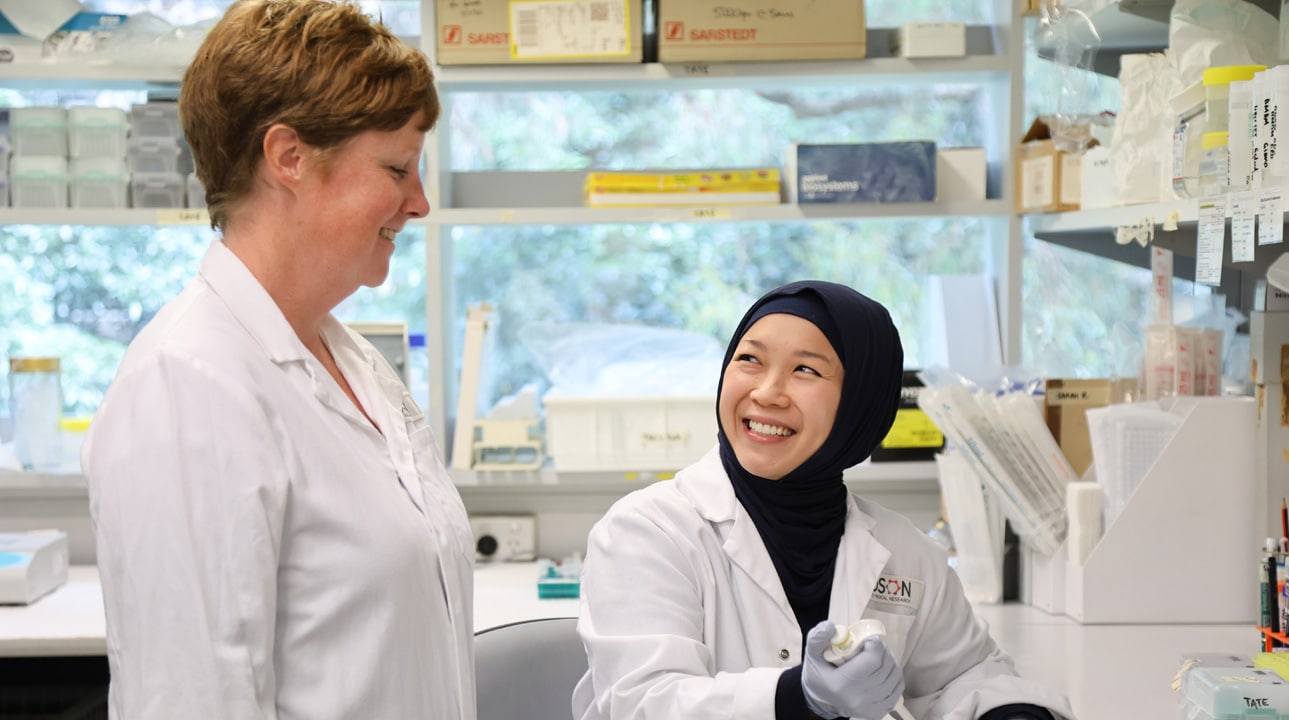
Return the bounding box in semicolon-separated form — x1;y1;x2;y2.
518;322;723;397
1169;0;1279;87
1033;0;1103;153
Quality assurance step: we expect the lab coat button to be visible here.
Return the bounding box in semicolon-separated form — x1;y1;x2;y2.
778;649;789;660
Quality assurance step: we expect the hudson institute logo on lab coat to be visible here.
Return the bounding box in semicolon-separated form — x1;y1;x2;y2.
869;575;924;615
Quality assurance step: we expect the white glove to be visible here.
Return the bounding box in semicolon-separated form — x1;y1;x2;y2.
801;620;904;719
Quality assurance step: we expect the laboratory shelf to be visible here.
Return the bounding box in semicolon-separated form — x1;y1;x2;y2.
1027;199;1287;284
436;55;1010;92
0;208;211;227
0;50;1007;94
428;200;1012;227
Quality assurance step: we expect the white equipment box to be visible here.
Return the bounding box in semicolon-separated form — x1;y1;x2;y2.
0;530;69;604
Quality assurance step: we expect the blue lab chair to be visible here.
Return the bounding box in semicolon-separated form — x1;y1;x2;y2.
474;617;586;720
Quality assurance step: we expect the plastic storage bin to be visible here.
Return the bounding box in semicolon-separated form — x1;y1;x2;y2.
129;102;181;138
542;394;716;471
1181;666;1289;719
186;172;205;209
1203;64;1265;134
11;107;67;157
130;171;184;208
126;136;180;173
70;157;129;208
10;156;68;208
68;106;127;159
1200;131;1229;197
1171;80;1206;199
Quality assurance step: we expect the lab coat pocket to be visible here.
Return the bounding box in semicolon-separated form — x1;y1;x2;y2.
402;396;473;560
862;610;916;663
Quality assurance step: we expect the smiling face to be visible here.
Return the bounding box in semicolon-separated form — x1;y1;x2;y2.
303;109;430;292
718;313;844;480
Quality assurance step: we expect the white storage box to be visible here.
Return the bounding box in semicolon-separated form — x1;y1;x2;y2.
127;136;180;173
1180;666;1289;719
131;171;184;208
187;172;205;209
68;106;127;158
129;102;181;138
11;107;67;157
11;156;67;208
0;530;69;604
543;394;716;472
70;157;128;208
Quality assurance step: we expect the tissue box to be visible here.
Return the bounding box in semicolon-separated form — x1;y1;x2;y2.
0;530;69;604
786;142;937;204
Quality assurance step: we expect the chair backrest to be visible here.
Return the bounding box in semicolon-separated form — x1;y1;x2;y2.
475;617;587;720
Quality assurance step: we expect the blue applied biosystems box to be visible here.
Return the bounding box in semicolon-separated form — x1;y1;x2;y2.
786;142;937;203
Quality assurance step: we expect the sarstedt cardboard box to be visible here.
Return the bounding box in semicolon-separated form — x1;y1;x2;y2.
657;0;865;63
435;0;644;66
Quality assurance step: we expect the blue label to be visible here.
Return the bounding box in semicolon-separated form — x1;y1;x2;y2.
0;552;28;568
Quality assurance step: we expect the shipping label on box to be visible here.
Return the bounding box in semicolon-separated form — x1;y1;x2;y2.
1044;378;1138;477
436;0;643;65
657;0;865;63
786;142;936;204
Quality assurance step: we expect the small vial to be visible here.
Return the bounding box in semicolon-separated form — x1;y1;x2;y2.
823;619;887;665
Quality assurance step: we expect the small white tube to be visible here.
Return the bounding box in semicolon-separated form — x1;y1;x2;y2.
823;619;887;665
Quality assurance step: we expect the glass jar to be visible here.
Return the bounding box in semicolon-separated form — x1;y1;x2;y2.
1203;64;1266;134
1199;131;1229;197
8;357;63;472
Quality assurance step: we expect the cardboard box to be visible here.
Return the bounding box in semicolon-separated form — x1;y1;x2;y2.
1043;378;1138;477
1251;310;1289;385
657;0;865;63
936;147;987;202
785;141;936;204
1014;117;1091;214
435;0;644;66
891;22;966;58
1079;145;1114;210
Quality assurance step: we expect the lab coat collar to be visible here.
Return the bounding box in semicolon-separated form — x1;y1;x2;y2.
198;240;311;365
676;448;894;630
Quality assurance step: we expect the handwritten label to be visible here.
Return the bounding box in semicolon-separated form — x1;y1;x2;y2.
1195;197;1226;286
687;208;732;219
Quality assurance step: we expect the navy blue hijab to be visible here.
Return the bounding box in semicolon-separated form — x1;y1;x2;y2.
716;280;904;632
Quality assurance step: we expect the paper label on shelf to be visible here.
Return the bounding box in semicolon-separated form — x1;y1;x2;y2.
1260;189;1284;246
1196;197;1226;286
1232;191;1259;262
154;209;209;225
510;0;629;59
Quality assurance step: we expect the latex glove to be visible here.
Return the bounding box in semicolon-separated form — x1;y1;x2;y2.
801;620;904;720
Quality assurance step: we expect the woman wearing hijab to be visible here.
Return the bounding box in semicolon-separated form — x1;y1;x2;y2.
572;280;1075;720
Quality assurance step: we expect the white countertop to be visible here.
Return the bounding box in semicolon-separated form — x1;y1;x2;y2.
0;564;1256;719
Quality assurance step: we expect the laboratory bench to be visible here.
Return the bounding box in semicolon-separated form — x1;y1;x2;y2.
0;563;1257;719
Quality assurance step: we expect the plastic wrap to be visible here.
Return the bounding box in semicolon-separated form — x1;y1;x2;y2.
1033;0;1103;153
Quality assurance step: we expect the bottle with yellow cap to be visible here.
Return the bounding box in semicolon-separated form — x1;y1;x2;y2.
8;357;63;472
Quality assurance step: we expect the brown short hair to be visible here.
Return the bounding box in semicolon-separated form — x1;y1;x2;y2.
179;0;439;231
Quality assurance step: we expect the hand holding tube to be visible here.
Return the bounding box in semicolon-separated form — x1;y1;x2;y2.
801;620;904;720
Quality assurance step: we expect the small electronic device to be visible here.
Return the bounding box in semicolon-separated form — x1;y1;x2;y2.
0;530;69;605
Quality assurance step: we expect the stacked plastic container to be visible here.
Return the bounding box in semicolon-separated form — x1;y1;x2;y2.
10;107;71;207
128;102;190;209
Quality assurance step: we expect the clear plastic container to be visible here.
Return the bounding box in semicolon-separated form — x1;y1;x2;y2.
1171;81;1207;200
1203;64;1265;134
8;357;63;472
1199;131;1229;197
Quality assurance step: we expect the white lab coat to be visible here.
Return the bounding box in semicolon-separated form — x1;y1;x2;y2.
573;448;1075;720
83;240;476;720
